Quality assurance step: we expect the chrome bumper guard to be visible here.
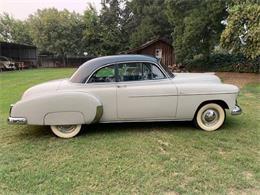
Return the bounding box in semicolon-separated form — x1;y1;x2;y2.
7;104;27;124
231;105;242;115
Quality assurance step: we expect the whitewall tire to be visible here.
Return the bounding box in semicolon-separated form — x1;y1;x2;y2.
195;103;226;131
50;125;82;138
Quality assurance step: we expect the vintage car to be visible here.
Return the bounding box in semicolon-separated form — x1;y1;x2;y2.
0;56;16;71
8;55;242;138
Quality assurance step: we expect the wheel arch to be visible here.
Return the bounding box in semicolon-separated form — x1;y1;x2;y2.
193;100;228;120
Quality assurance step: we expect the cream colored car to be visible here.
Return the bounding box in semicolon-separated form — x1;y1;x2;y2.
0;56;16;70
8;55;242;138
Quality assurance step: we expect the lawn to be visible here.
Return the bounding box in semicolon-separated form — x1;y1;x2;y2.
0;69;259;194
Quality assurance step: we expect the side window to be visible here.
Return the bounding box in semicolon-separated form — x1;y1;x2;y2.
118;63;142;82
117;62;166;82
143;63;166;80
88;65;115;83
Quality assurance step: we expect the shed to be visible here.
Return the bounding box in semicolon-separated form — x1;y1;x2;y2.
0;42;37;68
38;55;94;68
124;38;175;67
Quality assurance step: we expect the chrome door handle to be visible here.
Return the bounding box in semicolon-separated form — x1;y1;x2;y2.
117;85;127;88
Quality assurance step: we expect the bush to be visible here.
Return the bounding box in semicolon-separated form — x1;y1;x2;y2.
185;53;260;73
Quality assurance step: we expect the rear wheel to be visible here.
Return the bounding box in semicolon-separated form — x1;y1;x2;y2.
50;124;82;138
194;103;226;131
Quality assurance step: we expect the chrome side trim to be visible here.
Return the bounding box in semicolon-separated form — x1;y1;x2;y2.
92;105;103;123
100;118;192;123
179;92;237;96
129;94;177;98
8;117;27;124
231;105;242;115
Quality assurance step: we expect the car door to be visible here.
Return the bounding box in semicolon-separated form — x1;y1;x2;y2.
116;62;178;120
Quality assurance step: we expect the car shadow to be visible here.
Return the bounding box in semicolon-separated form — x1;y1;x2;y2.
16;121;195;139
80;121;195;136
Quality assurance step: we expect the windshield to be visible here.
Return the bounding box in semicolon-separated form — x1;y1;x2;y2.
159;62;174;78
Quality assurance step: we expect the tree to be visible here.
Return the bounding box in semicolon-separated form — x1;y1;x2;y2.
126;0;171;47
99;0;123;55
82;6;103;56
0;13;32;44
83;1;133;55
166;0;229;63
28;8;84;64
220;1;260;59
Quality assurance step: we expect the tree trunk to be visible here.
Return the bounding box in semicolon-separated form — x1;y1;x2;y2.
62;55;66;67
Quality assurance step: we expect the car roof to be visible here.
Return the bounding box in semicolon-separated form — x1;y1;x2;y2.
84;54;158;68
0;56;9;60
70;55;159;83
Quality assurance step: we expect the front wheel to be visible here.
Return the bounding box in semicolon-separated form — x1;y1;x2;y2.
194;103;226;131
50;124;82;138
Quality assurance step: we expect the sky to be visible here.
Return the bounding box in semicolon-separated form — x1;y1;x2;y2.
0;0;102;20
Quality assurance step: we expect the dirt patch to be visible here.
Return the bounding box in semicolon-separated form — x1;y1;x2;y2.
243;171;253;180
228;188;260;195
164;191;179;195
158;139;170;154
216;72;260;88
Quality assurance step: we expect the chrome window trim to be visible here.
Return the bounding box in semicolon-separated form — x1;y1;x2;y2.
85;60;170;84
86;78;170;87
87;64;116;84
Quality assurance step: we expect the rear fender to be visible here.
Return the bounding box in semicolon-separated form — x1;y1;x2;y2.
11;92;103;125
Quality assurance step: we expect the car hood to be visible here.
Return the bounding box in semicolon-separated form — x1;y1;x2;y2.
173;73;221;84
21;79;66;100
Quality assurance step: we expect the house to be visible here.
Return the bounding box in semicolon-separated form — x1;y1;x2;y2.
0;42;37;68
124;38;175;67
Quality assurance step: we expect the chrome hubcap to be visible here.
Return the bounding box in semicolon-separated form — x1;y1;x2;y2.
57;125;76;133
202;109;219;126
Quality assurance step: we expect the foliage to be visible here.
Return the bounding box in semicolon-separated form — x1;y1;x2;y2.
82;6;103;56
0;13;32;44
166;0;229;63
0;0;259;71
99;0;123;55
28;8;84;58
220;2;260;59
126;0;171;48
185;53;260;73
82;0;127;55
0;68;260;193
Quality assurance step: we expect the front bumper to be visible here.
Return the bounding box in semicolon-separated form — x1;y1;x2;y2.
7;104;27;124
231;105;242;115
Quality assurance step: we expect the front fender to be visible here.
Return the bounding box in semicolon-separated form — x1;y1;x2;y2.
176;83;239;119
11;92;103;125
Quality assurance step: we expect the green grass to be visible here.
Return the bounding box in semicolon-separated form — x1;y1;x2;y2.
0;69;259;194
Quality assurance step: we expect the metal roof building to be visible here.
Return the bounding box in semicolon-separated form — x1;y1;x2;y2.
0;42;37;68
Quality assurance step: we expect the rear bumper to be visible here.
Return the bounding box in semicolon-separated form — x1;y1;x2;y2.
7;104;27;124
231;105;242;115
8;117;27;124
